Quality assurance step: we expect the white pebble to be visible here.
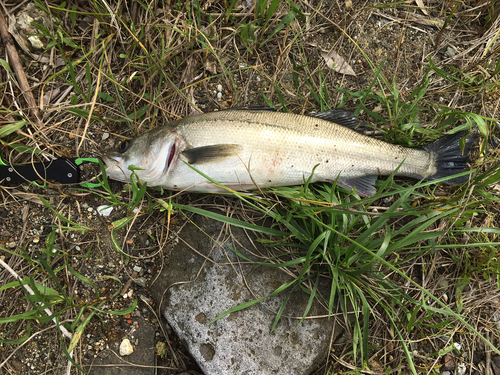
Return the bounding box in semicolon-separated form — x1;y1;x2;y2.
119;338;134;356
453;342;461;351
97;205;114;216
133;266;142;273
216;84;222;92
457;363;466;375
102;132;109;140
217;92;222;100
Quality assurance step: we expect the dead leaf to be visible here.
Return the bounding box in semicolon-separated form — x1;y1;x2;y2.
11;190;44;205
205;56;217;75
414;0;429;16
320;50;356;76
239;0;255;11
42;87;61;106
442;354;455;371
368;358;384;372
180;55;199;87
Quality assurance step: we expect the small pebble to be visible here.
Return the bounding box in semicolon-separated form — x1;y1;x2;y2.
7;241;16;249
97;205;114;216
102;132;109;140
445;46;455;58
33;236;40;243
75;246;81;251
217;92;222;100
216;84;222;92
119;338;134;356
132;277;147;288
133;265;142;273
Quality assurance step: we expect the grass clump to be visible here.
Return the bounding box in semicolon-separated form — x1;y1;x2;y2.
1;0;500;373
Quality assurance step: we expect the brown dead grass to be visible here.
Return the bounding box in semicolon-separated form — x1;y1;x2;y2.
1;0;500;374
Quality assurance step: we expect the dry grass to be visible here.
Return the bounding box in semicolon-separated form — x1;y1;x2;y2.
1;0;500;374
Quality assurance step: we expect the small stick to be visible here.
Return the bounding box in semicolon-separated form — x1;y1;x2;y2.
0;6;44;131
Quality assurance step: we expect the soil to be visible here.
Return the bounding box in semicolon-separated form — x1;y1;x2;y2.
1;0;499;374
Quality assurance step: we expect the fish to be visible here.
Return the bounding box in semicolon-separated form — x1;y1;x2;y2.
103;108;476;197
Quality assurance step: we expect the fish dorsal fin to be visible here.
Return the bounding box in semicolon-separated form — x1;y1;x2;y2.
310;109;365;133
181;144;243;164
331;175;378;197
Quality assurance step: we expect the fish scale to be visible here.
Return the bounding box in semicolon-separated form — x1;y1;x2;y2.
103;109;475;197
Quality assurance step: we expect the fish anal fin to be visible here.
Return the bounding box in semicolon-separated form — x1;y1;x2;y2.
330;175;378;197
310;109;366;133
181;144;243;164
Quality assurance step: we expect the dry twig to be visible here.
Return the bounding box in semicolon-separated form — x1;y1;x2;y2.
0;7;44;132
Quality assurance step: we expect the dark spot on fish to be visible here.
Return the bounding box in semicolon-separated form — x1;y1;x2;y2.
268;180;272;182
315;124;319;127
326;160;329;163
395;157;398;159
351;164;354;167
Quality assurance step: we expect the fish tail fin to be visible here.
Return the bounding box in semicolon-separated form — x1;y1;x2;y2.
425;130;477;185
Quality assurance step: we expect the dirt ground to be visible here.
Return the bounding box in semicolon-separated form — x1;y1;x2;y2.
1;0;500;374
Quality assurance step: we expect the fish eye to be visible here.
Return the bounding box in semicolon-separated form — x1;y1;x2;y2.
118;141;129;153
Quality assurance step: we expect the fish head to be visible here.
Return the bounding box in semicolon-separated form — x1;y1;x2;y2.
103;130;180;186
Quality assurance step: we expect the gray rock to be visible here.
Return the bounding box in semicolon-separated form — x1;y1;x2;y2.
153;214;340;375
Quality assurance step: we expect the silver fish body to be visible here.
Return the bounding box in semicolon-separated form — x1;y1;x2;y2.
103;109;474;197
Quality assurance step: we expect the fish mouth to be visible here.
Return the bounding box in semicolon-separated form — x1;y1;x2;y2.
102;154;120;170
102;154;129;182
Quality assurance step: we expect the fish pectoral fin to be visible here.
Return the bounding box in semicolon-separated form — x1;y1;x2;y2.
181;144;243;164
310;109;366;133
331;175;378;197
